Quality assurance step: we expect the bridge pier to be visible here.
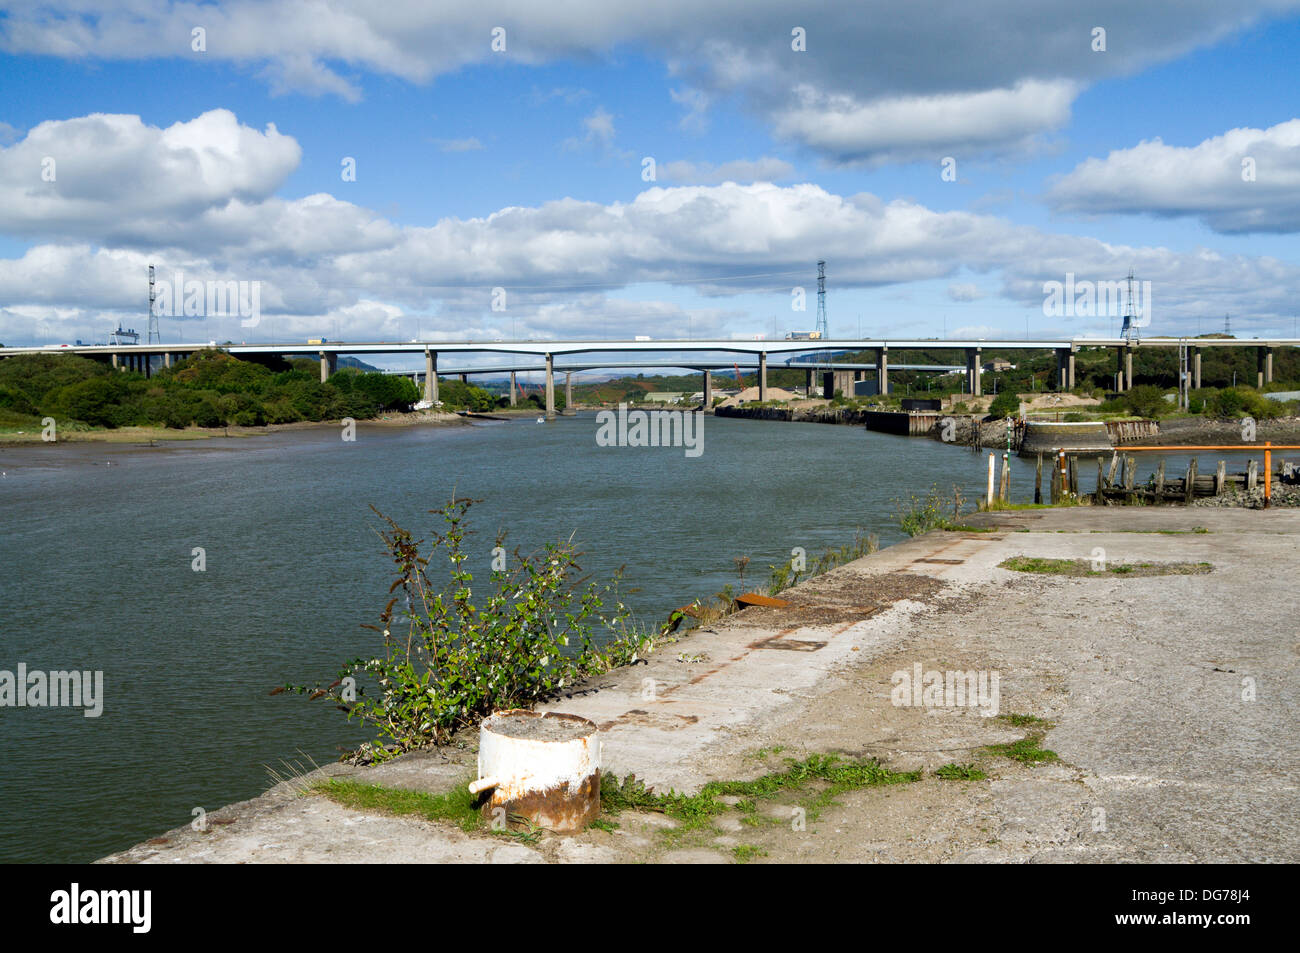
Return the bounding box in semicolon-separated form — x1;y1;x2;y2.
459;373;468;384
1193;348;1202;389
319;351;336;383
965;347;982;396
1258;346;1273;388
758;351;767;401
545;353;555;419
424;349;438;405
509;370;517;406
565;371;573;413
805;368;813;395
164;352;172;369
1056;346;1076;391
703;369;712;408
877;346;889;396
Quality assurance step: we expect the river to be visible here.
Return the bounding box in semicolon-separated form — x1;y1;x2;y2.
0;412;1061;861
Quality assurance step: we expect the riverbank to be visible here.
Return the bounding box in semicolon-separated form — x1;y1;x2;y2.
0;408;472;448
102;505;1300;863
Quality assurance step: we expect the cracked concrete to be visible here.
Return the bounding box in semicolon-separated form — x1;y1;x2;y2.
102;507;1300;864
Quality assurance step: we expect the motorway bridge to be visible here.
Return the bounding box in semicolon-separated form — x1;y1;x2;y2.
3;337;1296;418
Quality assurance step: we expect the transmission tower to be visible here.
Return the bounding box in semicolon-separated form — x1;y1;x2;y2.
147;264;160;344
1120;269;1141;343
1224;313;1231;336
815;260;829;394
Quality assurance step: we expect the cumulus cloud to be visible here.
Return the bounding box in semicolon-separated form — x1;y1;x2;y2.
0;109;301;244
4;1;1295;163
2;110;1298;343
657;157;794;184
947;282;983;302
772;80;1077;166
1046;119;1300;232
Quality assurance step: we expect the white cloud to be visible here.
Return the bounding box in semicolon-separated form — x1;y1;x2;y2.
947;282;983;302
2;111;1299;343
4;2;1295;163
773;80;1077;166
0;109;301;244
1046;119;1300;233
658;157;794;184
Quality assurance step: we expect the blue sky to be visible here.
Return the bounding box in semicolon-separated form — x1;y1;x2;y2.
1;1;1298;361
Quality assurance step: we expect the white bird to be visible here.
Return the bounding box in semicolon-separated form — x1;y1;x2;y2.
536;416;544;423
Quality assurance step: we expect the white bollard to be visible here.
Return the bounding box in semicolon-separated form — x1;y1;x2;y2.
470;710;601;832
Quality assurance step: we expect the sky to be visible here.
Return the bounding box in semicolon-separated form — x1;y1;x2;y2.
1;1;1299;373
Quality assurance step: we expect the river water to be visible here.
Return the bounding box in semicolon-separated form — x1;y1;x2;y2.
0;412;1146;861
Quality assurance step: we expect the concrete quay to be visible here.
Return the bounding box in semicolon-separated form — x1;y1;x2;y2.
103;507;1300;863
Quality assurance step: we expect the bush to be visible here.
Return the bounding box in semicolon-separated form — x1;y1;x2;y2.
1124;385;1168;419
987;390;1019;419
281;498;657;755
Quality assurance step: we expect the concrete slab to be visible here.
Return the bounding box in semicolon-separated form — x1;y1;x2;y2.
102;507;1300;864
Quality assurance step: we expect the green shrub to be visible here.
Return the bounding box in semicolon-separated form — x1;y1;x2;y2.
987;390;1019;419
1124;384;1168;419
281;498;656;755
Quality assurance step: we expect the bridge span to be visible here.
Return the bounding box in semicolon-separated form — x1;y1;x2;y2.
3;336;1296;419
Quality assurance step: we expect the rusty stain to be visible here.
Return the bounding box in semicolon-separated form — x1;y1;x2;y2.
483;771;601;832
913;557;965;565
733;592;792;609
753;638;827;652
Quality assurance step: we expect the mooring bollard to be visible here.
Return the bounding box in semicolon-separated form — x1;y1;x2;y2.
469;709;601;832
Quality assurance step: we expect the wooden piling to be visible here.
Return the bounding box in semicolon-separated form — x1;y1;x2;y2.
1095;456;1105;503
1106;452;1120;489
1155;459;1166;499
1215;460;1226;496
1247;459;1258;492
1035;453;1043;505
1184;458;1198;504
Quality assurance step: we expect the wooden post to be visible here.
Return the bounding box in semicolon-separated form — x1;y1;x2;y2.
1155;459;1166;500
986;452;996;507
999;454;1010;502
1050;457;1060;504
1106;452;1120;489
1119;454;1128;490
1215;460;1226;496
1184;458;1198;504
1095;456;1105;503
1068;455;1078;496
1035;453;1044;504
1247;459;1258;492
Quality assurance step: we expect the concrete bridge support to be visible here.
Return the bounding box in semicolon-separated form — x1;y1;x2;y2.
545;353;555;419
1193;348;1202;390
877;346;889;396
1258;346;1274;388
1125;346;1134;392
565;371;573;413
703;369;712;408
424;350;438;405
965;348;982;396
1056;347;1076;391
758;351;767;401
111;352;119;370
459;373;468;384
319;351;336;383
509;370;517;406
805;368;814;395
164;352;172;369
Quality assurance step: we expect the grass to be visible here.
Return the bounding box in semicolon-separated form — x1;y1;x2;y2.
998;713;1055;729
935;763;988;781
600;753;922;835
999;556;1212;577
982;735;1059;765
732;844;769;864
312;777;482;832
